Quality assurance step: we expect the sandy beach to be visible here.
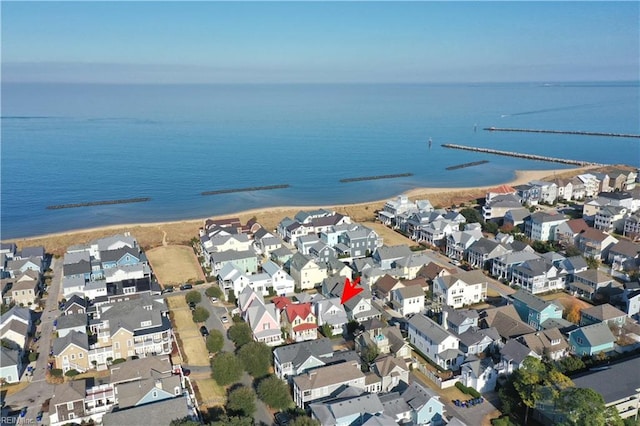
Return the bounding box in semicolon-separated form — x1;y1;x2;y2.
3;165;604;255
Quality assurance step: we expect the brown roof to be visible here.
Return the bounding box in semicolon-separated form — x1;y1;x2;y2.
11;276;39;292
50;380;86;410
519;328;568;356
402;277;428;289
483;305;536;339
581;304;627;321
566;219;590;234
417;262;452;281
293;361;364;391
374;274;401;295
610;240;640;258
578;228;614;243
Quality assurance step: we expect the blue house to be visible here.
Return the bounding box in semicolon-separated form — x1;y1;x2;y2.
511;290;563;331
401;382;445;425
100;247;142;270
568;322;616;356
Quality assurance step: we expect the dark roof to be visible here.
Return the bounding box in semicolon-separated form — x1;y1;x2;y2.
63;295;88;311
273;338;333;365
100;246;140;263
63;259;92;276
53;330;88;355
20;246;45;258
572;356;640;404
102;396;191;426
56;313;88;330
610;240;640;258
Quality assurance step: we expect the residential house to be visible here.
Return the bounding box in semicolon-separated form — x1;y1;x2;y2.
504;207;533;229
273;338;335;380
308;242;337;264
62;276;88;298
486;185;518;203
209;249;258;275
289;253;327;290
0;243;17;260
551;178;574;201
390;285;425;316
481;305;536;341
270;246;294;266
0;306;31;349
310;393;386;426
433;270;488;309
569;177;586;200
296;235;321;256
262;260;295;296
594;206;628;233
49;381;89;426
498;339;539;374
416;220;457;247
524;212;567;242
292;361;366;408
314;296;348;336
580;304;627;327
407;313;463;370
491;251;542;281
53;331;90;373
372;245;413;270
8;271;40;307
400;381;445;426
457;326;500;356
355;320;411;361
518;328;569;361
394;253;431;280
441;306;479;335
460;356;498;393
338;225;382;258
373;274;403;303
555;218;590;247
514;183;541;206
568;322;616;356
0;347;22;383
104;263;151;284
446;226;484;261
575;228;619;260
378;195;422;227
608;240;640;272
466;238;512;269
571;356;640;420
6;257;42;278
56;313;88;338
510;258;566;294
323;277;381;322
217;263;251;298
371;356;410;392
483;194;523;221
417;262;454;286
101;396;193;426
624;212;640;240
529;180;558;205
326;258;352;280
577;173;601;198
511;290;563;331
282;302;317;342
569;269;614;299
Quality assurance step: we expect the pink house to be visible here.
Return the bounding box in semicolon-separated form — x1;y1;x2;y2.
239;286;283;346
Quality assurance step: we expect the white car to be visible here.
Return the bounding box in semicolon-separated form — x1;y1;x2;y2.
210;297;218;303
221;315;229;324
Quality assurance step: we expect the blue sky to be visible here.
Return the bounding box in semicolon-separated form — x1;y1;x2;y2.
2;1;638;83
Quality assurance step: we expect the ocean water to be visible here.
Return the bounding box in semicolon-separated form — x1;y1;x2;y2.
1;82;639;239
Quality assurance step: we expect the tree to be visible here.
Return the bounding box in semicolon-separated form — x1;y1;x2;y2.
185;290;202;304
321;323;333;338
557;387;607;426
228;322;253;348
460;208;484;225
483;221;499;235
257;375;293;410
512;357;547;425
210;415;253;426
564;245;582;257
564;300;582;324
192;306;210;323
238;342;272;378
586;256;600;270
226;386;256;418
65;369;80;377
206;330;224;353
211;352;243;386
360;345;379;365
205;286;223;299
170;417;202;426
289;417;321;426
556;356;585;374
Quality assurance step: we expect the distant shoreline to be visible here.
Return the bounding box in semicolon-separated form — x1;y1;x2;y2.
3;166;603;251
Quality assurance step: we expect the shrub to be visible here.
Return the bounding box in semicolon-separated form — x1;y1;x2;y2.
28;351;38;362
50;368;64;377
455;382;481;398
232;314;244;323
65;369;80;377
205;286;223;299
185;290;202;304
111;358;126;365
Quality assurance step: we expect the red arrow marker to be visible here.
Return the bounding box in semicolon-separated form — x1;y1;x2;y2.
341;277;364;305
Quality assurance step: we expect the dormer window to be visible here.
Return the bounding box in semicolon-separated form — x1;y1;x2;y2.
141;320;152;327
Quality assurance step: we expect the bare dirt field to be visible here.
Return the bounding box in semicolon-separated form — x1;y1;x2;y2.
363;221;416;247
147;245;205;286
167;296;210;367
540;292;594;311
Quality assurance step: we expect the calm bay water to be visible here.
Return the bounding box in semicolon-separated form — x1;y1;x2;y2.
1;82;639;239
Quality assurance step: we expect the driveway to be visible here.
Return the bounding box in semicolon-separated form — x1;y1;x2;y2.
182;287;273;426
3;257;63;424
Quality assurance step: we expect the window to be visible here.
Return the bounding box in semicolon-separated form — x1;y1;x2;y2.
78;353;83;359
152;391;157;398
114;342;120;350
67;402;74;410
127;340;132;347
70;354;75;360
141;320;152;327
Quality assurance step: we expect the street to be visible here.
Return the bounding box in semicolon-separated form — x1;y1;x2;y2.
2;257;62;425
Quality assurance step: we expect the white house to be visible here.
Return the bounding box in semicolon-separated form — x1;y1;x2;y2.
460;356;498;393
524;212;568;242
407;314;463;370
433;270;488;309
390;286;425;317
314;297;348;336
262;260;295;296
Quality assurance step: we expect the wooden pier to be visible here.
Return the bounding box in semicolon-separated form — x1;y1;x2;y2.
445;160;489;171
340;173;413;183
484;127;640;139
47;197;151;210
441;144;603;166
201;184;289;196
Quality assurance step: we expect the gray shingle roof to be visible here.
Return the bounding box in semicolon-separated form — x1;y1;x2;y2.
580;303;626;321
469;238;501;255
401;381;440;411
501;339;535;364
374;245;412;261
511;289;559;313
101;396;191;426
407;314;453;344
273;338;333;365
56;313;88;330
1;346;20;366
52;330;88;355
210;249;256;263
572;356;640;404
573;322;616;347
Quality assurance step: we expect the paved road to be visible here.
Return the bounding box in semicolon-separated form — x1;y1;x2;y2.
3;258;62;425
180;286;273;426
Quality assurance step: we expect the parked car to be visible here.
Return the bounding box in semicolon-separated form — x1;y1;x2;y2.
36;411;43;422
180;284;193;291
161;287;174;294
199;326;209;337
274;412;292;426
220;315;229;324
210;297;218;303
182;368;191;377
189;302;197;311
20;407;27;418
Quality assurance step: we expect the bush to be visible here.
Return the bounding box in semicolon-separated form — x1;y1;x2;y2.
192;306;210;323
65;369;80;377
111;358;127;365
232;314;244;323
50;368;63;377
205;286;223;299
185;290;202;304
455;382;481;398
28;351;38;362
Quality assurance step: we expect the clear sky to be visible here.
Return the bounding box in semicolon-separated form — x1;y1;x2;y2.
2;1;638;83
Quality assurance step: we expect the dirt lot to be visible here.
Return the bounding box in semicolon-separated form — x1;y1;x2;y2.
167;296;210;367
147;245;205;286
363;221;416;247
192;378;226;409
540;292;593;311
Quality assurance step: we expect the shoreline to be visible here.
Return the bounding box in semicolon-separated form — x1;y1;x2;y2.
3;166;602;250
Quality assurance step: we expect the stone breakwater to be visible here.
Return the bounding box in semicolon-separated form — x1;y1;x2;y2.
484;127;640;139
441;144;604;167
339;173;413;183
201;184;290;196
445;160;489;171
46;197;151;210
